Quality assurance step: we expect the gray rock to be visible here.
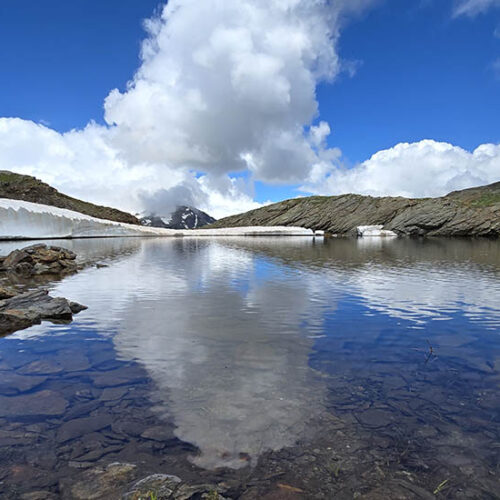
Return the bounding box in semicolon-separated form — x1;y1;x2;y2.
0;289;87;335
56;415;114;443
0;372;47;395
140;425;175;442
18;360;64;375
123;473;182;499
99;386;129;401
0;390;68;417
355;408;394;428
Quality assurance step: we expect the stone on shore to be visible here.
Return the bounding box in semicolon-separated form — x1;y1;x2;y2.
0;289;87;335
0;244;78;276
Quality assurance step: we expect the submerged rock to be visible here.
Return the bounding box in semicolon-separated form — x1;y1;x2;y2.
0;390;68;417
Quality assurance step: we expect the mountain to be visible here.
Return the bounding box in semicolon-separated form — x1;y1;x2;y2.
0;171;140;225
140;206;216;229
209;182;500;238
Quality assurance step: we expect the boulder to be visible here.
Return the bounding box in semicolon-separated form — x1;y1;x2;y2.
0;244;78;276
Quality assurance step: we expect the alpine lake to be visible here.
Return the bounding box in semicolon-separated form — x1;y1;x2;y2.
0;236;499;499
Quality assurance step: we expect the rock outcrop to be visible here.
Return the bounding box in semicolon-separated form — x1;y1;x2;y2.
0;244;87;335
0;289;87;335
209;182;500;238
0;244;79;276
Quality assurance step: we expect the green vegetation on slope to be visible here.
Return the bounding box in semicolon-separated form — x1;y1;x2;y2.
0;171;139;225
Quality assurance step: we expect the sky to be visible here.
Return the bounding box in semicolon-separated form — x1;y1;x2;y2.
0;0;499;217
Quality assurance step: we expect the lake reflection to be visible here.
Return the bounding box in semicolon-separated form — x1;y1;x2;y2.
2;236;500;497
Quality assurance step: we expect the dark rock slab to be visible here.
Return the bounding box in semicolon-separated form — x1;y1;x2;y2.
0;390;68;417
0;309;39;335
111;418;147;438
355;408;394;428
99;386;129;402
18;360;64;375
56;415;114;443
140;425;175;442
0;372;47;395
0;289;87;335
90;366;146;388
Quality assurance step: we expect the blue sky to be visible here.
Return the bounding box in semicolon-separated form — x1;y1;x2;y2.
0;0;499;214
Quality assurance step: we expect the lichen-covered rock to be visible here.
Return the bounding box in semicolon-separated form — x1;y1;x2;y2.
0;285;17;299
59;462;138;500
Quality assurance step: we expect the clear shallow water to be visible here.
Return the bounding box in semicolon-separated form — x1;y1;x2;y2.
0;237;499;498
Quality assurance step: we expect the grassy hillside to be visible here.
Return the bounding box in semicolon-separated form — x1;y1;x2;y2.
0;171;139;225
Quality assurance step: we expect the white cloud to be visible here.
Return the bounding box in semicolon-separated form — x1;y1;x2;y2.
454;0;500;16
1;0;498;218
301;140;500;198
0;0;373;218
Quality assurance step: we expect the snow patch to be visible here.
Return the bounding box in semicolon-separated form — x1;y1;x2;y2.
356;225;397;238
0;199;319;239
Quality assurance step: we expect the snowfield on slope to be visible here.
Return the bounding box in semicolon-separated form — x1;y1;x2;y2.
0;199;319;239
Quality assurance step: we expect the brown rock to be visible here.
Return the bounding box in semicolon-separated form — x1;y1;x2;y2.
0;286;17;299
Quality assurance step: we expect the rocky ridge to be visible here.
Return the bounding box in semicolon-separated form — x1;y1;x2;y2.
209;181;500;238
0;171;139;225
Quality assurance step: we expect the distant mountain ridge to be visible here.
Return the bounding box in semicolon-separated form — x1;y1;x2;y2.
140;206;216;229
0;171;140;225
209;182;500;238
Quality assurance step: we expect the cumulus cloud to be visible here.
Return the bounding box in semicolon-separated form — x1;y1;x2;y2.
0;0;372;217
454;0;500;16
301;140;500;198
1;0;498;218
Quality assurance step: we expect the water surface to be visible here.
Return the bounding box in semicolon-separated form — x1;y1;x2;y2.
0;237;499;498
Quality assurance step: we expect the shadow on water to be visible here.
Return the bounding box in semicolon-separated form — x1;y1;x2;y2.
0;236;498;498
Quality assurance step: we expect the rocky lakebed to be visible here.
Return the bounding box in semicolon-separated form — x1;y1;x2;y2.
0;237;498;499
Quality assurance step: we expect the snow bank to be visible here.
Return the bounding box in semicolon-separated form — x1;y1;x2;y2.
0;199;317;239
356;225;397;238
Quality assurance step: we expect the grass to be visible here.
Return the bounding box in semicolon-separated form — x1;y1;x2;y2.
433;479;449;495
468;192;500;208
